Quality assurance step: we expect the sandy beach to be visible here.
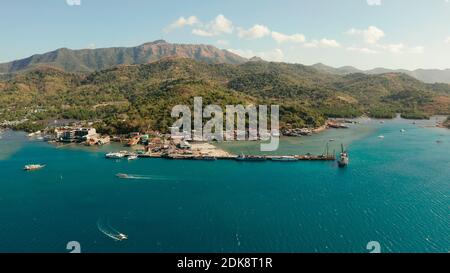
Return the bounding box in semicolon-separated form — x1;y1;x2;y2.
190;143;235;157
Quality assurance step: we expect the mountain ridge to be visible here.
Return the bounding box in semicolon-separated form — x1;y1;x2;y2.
312;63;450;84
1;40;450;84
0;40;248;74
1;57;449;133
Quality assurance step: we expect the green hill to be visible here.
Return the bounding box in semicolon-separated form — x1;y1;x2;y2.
1;58;449;133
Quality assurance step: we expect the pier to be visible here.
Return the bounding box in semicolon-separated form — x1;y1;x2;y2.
116;153;336;162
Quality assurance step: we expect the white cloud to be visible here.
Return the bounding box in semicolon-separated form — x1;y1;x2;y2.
346;26;385;44
87;43;96;50
216;40;230;46
346;26;423;55
66;0;81;6
166;16;200;32
445;37;450;44
366;0;381;6
319;39;340;48
238;24;271;39
347;46;380;54
192;29;214;37
408;46;424;54
191;14;233;37
378;43;405;54
304;38;340;48
271;31;305;44
228;48;284;62
211;14;233;34
375;43;424;54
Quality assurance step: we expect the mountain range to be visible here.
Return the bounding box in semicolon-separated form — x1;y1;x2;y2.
311;63;450;84
1;57;449;133
0;40;247;74
1;40;450;84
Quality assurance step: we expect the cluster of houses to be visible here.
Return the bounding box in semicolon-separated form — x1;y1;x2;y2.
54;127;102;143
282;128;313;137
53;126;169;150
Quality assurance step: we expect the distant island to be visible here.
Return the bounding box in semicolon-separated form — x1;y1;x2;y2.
0;40;450;135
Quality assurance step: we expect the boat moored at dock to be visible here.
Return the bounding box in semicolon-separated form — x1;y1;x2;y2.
105;152;128;159
270;156;298;161
236;154;267;162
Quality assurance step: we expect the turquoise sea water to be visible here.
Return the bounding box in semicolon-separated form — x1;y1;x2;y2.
0;117;449;253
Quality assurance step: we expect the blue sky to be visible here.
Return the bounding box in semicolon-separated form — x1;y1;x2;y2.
1;0;450;69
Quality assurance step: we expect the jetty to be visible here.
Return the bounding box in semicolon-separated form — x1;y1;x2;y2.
106;151;335;162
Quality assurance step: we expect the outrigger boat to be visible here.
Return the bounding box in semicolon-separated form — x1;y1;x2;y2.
236;153;267;161
24;164;46;171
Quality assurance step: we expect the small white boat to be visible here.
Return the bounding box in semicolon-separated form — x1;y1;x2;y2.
127;155;138;161
116;173;130;179
378;135;385;139
24;164;46;171
105;152;126;159
400;129;406;133
117;233;128;240
271;131;281;137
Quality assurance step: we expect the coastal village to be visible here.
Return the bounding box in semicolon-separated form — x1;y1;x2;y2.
16;120;356;162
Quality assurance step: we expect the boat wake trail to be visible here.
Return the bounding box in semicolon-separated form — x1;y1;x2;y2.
97;218;128;241
116;173;174;181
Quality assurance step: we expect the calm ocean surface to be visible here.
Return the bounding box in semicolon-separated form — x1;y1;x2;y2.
0;117;449;253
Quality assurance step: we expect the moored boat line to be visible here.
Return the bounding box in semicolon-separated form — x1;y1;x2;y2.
104;151;336;162
270;156;298;161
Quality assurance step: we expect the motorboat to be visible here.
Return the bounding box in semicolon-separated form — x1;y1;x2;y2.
116;173;130;179
127;155;138;160
24;164;46;171
105;152;126;159
117;233;128;241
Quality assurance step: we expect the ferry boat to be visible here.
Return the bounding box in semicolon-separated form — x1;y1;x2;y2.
271;156;298;161
24;164;46;171
337;144;349;168
236;154;267;161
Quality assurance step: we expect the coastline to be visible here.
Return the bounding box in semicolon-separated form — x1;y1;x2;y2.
2;115;447;161
1;116;450;252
